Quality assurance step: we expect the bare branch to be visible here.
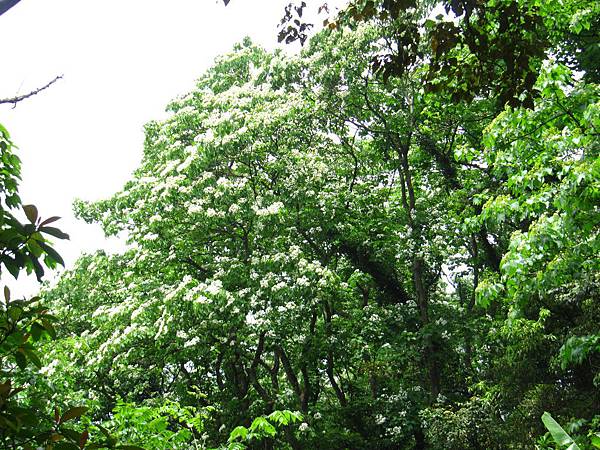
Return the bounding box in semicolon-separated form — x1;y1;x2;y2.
0;75;63;107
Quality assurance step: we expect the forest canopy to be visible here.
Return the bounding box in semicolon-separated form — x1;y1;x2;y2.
1;0;599;449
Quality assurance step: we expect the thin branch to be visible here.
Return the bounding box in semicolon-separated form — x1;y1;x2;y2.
0;75;63;107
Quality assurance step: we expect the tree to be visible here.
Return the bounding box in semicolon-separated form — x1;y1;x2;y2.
259;0;599;106
0;122;95;449
33;1;600;449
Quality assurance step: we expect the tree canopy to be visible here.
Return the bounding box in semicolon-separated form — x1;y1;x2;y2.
1;0;599;449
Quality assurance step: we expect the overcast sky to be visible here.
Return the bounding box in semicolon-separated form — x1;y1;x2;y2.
0;0;337;296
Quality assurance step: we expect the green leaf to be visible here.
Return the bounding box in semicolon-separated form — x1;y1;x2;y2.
41;318;57;339
227;443;245;450
249;416;276;437
23;204;38;224
15;350;27;369
31;257;45;282
59;427;82;442
2;255;20;279
54;443;80;450
0;122;10;137
591;433;600;448
61;406;89;423
228;425;248;442
12;406;39;427
23;349;42;369
541;412;580;449
37;241;65;267
267;410;302;425
39;226;70;240
39;216;61;227
95;424;117;446
8;305;22;321
27;240;44;258
23;223;36;235
30;322;45;341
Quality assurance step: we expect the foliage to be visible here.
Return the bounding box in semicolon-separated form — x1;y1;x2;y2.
219;410;303;450
0;289;89;450
0;123;145;450
0;122;88;449
23;0;600;449
0;125;68;281
95;400;208;450
268;0;600;107
537;412;600;450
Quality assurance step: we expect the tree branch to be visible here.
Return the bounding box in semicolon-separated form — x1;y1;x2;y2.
0;75;63;107
276;345;301;398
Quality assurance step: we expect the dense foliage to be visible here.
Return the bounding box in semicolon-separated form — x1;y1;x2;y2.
2;0;599;448
0;124;95;449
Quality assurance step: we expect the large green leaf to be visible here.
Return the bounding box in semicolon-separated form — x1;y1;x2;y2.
22;205;38;224
39;226;70;240
37;241;65;267
61;406;89;423
541;412;580;449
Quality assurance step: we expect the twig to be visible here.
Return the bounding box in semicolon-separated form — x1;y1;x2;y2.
0;75;63;108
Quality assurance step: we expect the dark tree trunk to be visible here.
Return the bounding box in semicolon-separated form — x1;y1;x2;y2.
414;426;426;450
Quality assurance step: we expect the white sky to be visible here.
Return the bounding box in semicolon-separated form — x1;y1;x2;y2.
0;0;340;297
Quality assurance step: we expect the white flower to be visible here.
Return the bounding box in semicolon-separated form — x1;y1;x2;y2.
176;330;188;339
195;129;215;143
184;336;200;348
299;422;309;432
206;279;223;295
176;155;194;173
272;281;286;292
195;295;209;305
41;359;60;376
159;160;178;177
296;276;310;287
267;201;283;214
254;201;284;216
389;425;403;437
188;204;203;214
